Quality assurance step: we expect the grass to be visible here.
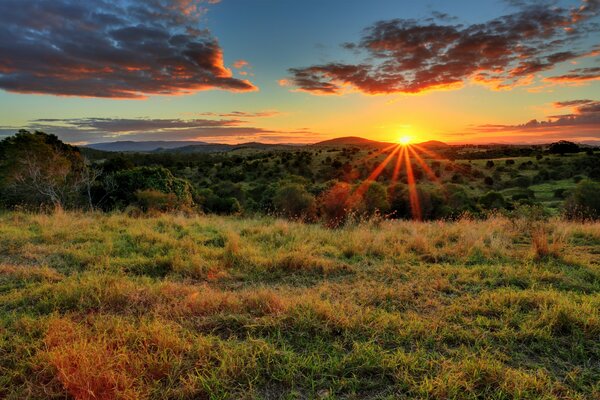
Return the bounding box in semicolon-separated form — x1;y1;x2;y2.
0;211;599;399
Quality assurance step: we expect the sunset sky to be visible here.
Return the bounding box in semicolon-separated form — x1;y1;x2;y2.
0;0;599;145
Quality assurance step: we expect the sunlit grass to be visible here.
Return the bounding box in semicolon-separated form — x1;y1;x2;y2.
0;211;599;398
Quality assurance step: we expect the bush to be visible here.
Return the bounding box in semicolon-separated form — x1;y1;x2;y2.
564;180;600;220
319;182;358;227
479;191;506;210
359;182;390;216
273;183;317;221
134;190;179;213
110;166;194;210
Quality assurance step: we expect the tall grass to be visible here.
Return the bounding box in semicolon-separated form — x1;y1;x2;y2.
0;211;599;399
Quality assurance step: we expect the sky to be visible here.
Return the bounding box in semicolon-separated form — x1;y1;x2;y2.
0;0;599;145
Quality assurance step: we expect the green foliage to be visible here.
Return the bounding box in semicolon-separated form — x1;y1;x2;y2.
564;180;600;220
479;191;506;210
549;140;580;155
273;183;317;221
111;166;194;210
359;182;390;216
0;130;85;209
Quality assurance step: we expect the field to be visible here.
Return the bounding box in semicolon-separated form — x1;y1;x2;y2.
1;211;599;399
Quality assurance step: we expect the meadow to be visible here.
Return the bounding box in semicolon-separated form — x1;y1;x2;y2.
1;211;599;399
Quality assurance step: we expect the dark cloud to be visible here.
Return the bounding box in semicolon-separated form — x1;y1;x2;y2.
553;99;594;107
0;0;256;98
546;66;600;83
32;118;243;132
473;99;600;135
0;116;317;144
286;1;600;95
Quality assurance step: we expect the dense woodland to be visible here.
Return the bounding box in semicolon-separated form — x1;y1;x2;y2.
1;130;600;223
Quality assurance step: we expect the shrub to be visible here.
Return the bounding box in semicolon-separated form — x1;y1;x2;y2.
359;182;390;216
273;183;317;221
110;166;194;210
134;190;179;213
479;191;506;210
319;182;358;227
564;180;600;220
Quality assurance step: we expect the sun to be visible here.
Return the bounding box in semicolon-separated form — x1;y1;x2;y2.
398;136;412;145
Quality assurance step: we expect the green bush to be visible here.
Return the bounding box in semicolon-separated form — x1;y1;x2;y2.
111;166;194;210
273;183;317;221
564;180;600;220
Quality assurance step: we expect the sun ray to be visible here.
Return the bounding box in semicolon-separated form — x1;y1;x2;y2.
403;146;422;220
411;143;446;161
407;145;440;183
391;145;406;184
353;144;401;198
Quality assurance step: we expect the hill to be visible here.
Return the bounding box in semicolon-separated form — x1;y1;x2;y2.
1;211;599;399
86;140;208;152
312;136;393;147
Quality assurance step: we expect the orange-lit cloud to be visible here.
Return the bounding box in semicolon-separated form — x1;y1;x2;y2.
0;0;257;98
285;2;599;95
464;99;600;143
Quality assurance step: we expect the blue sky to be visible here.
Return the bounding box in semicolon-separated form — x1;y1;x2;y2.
0;0;598;144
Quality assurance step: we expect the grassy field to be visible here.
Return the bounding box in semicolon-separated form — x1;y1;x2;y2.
1;212;599;399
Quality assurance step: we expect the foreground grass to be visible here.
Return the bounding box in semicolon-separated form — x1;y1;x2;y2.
0;212;599;399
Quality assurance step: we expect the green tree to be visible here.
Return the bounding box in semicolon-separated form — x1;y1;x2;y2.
273;183;317;221
110;166;194;210
0;130;86;209
359;182;390;216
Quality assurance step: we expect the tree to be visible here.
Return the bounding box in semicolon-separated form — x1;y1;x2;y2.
273;183;317;221
0;130;86;209
109;166;194;210
549;140;580;155
359;182;390;216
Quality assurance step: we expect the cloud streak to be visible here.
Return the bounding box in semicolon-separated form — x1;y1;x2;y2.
0;0;256;98
0;116;320;144
286;1;600;95
469;99;600;142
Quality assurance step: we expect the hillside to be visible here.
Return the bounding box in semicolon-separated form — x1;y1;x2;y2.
312;136;394;147
1;212;599;399
86;140;208;152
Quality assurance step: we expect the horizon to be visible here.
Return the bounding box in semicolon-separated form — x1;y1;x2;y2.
0;0;599;145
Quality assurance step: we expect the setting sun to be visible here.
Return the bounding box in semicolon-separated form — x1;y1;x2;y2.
398;136;412;145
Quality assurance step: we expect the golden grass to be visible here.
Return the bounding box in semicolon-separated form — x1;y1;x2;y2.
0;211;599;399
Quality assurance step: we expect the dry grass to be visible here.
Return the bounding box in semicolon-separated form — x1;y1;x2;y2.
0;211;599;399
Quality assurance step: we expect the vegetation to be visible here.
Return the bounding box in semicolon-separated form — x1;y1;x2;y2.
0;211;599;399
2;131;599;222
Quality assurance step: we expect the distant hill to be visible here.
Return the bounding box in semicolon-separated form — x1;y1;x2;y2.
86;140;207;152
312;136;393;147
83;136;451;153
161;142;298;154
416;140;450;149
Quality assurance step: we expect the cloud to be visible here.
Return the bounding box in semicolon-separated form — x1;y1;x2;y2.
197;110;281;118
0;115;317;144
0;0;257;98
470;99;600;141
285;1;600;95
545;67;600;83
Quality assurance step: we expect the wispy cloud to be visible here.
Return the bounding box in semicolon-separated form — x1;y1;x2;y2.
465;99;600;143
